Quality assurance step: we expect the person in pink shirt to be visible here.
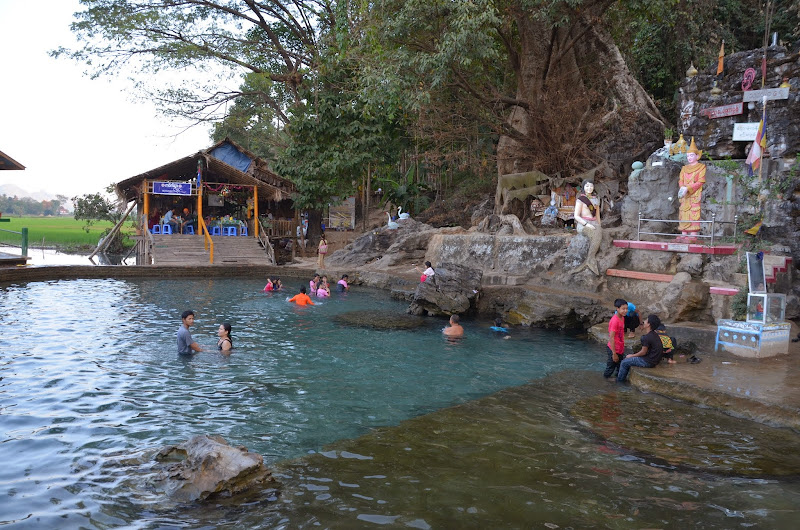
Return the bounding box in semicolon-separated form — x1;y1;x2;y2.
336;274;350;292
309;274;320;295
604;298;628;378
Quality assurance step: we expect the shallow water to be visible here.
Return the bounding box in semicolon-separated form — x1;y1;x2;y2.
1;278;799;528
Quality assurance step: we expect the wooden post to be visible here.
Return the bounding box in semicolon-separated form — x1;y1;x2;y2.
254;185;259;238
143;179;149;230
197;180;203;235
366;162;371;229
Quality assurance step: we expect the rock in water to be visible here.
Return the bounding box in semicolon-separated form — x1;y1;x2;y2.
408;262;482;316
155;435;275;502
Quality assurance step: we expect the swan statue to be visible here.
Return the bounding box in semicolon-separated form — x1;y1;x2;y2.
386;212;399;229
397;206;411;220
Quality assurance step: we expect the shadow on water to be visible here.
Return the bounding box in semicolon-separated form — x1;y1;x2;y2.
168;370;800;529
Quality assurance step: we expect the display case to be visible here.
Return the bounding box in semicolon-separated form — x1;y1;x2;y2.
746;293;786;324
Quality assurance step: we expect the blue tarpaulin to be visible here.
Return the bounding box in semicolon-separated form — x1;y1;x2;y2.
210;143;252;173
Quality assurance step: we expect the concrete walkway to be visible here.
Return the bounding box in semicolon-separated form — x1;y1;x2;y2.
591;321;800;431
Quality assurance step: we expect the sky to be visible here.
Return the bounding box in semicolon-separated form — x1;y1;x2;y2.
0;0;214;198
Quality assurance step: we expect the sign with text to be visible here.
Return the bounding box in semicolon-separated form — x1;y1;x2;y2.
742;87;790;102
733;122;760;141
153;182;192;196
700;102;743;119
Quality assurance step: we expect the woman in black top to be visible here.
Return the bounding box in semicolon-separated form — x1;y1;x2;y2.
217;322;233;353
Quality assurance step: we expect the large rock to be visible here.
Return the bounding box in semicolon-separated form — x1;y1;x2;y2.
679;44;800;161
154;435;274;502
326;218;436;269
478;285;607;329
408;262;482;316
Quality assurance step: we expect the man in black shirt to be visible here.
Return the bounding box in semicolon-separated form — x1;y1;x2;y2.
617;314;664;382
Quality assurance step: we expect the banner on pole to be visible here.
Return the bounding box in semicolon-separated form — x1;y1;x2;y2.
700;102;743;119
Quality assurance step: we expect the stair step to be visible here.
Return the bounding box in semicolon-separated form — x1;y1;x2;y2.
606;269;675;282
613;240;737;255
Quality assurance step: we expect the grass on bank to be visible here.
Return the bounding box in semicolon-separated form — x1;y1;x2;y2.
0;216;134;252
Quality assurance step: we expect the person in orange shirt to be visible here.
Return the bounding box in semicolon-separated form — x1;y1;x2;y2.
288;286;315;306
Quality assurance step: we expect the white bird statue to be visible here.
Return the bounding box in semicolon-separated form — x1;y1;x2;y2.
397;206;411;220
386;212;399;229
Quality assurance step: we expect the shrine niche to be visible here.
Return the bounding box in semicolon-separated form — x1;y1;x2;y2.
495;170;549;216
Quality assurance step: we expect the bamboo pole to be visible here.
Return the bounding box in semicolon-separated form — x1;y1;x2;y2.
254;186;259;238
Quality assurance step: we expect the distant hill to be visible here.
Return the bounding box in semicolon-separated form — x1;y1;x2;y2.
0;183;59;201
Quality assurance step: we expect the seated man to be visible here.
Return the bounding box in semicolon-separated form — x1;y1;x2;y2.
617;314;664;382
181;207;197;233
163;207;179;234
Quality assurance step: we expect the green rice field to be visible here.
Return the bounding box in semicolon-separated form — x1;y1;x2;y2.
0;216;133;250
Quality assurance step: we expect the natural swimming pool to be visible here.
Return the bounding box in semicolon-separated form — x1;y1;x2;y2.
1;277;799;528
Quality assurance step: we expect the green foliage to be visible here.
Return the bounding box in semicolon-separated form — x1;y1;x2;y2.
377;166;432;215
0;216;125;251
274;55;408;211
72;185;130;252
609;0;800;122
0;194;68;216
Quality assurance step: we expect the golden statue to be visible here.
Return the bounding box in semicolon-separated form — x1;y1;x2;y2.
677;137;706;242
670;133;688;156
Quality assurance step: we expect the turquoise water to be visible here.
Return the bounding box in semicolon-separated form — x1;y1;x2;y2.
1;278;799;528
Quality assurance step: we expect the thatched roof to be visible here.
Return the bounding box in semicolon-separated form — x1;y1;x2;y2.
115;138;294;203
0;150;25;170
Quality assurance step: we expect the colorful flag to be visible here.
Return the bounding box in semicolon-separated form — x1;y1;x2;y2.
746;110;767;176
717;41;725;75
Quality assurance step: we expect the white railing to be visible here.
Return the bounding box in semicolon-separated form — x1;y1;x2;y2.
637;211;738;247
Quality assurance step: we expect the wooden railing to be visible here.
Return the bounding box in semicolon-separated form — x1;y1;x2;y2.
260;219;294;237
198;216;214;264
257;218;277;265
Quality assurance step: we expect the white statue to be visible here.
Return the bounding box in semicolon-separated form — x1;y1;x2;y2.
573;180;602;275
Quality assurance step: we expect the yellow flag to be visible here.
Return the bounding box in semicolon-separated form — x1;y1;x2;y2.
717;41;725;75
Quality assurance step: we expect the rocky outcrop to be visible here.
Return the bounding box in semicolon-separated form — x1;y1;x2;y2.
679;44;800;161
154;435;275;502
326;218;438;270
408;263;482;316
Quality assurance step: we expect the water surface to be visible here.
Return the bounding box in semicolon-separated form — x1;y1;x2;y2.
1;278;798;528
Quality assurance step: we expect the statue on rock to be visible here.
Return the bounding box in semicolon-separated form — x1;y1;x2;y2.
677;137;706;242
573;180;602;275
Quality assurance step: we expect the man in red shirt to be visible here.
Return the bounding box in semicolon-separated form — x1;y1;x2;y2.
289;286;315;306
604;298;628;378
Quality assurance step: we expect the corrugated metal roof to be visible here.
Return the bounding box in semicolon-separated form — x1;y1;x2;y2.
115;138;294;202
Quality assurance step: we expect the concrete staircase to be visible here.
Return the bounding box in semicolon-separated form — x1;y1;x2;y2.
151;234;271;266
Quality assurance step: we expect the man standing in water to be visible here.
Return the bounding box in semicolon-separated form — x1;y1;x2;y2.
178;310;203;355
443;314;464;337
604;299;627;378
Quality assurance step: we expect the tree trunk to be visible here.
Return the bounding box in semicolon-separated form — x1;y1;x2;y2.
495;4;666;211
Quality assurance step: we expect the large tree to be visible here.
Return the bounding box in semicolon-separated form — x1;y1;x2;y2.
369;0;666;192
54;0;337;124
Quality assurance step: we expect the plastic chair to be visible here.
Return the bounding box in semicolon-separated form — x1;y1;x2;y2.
223;226;237;236
239;226;248;236
161;224;173;234
211;226;221;236
183;225;195;235
150;225;161;234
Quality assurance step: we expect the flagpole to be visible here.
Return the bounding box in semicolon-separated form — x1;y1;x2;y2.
758;96;766;185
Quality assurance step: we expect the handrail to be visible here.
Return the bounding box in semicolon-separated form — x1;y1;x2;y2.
637;211;738;246
198;216;214;264
0;226;29;257
257;218;276;265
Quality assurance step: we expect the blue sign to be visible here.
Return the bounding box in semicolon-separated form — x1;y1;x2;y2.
153;182;192;196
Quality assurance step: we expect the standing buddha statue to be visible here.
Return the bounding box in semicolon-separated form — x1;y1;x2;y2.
677;137;706;242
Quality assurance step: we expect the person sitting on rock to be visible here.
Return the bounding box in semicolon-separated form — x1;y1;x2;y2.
617;314;665;382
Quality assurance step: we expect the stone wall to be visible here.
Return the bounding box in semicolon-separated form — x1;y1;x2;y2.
426;234;569;276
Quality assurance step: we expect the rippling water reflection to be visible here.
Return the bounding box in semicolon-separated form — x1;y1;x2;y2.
1;278;799;528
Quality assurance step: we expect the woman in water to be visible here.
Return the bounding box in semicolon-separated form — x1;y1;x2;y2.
217;322;233;353
263;278;274;292
316;275;330;297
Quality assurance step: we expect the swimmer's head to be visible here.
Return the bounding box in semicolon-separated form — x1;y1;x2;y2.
300;286;307;294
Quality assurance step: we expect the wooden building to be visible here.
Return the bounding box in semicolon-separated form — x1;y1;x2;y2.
113;138;299;265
